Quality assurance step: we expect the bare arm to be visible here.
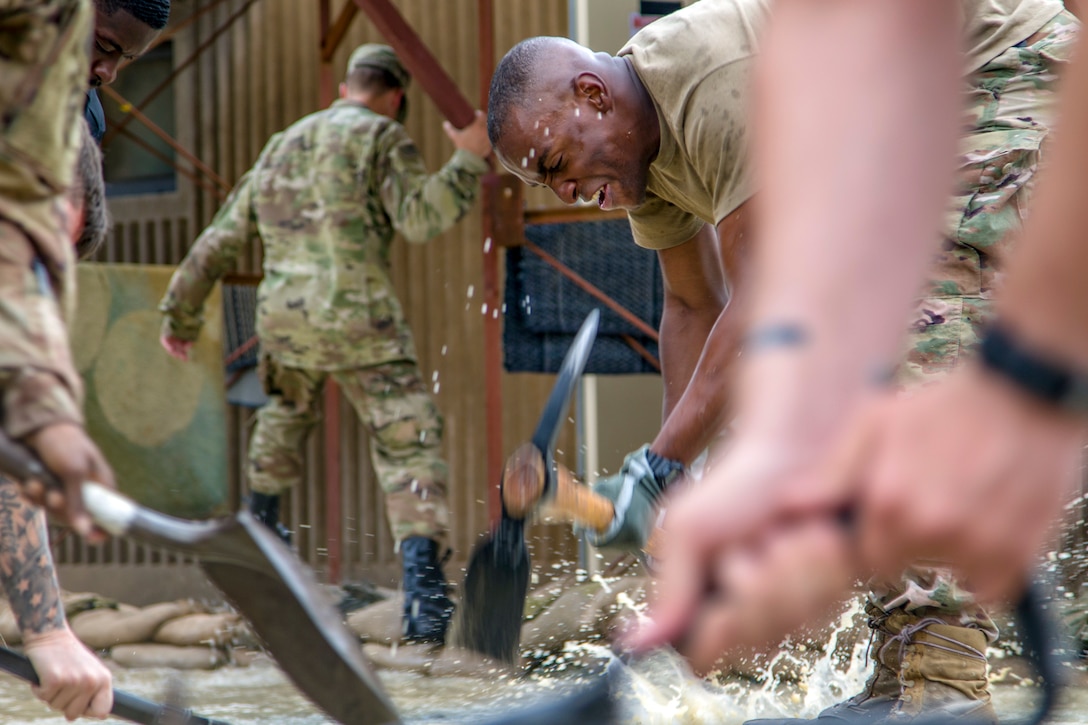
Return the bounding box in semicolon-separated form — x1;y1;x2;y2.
737;0;961;447
652;204;750;464
0;477;113;719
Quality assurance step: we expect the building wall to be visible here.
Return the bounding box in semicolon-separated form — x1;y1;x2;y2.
65;0;586;594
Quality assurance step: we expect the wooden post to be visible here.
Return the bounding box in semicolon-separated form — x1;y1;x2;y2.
319;0;342;584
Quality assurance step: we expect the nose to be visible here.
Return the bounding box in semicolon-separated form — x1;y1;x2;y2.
92;58;119;86
552;179;577;205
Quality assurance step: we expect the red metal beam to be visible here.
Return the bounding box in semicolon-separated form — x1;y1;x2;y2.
318;0;343;585
321;1;358;63
476;0;505;526
99;85;232;193
108;123;226;199
351;0;475;128
523;239;661;342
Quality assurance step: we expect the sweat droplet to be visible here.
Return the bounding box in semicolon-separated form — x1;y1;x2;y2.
544;127;550;137
597;111;602;120
441;345;448;355
481;303;488;315
534;120;540;129
432;370;439;381
529;148;536;158
483;237;493;253
467;284;475;298
574;108;580;117
521;157;528;168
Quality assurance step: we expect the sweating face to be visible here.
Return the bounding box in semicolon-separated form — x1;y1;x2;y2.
495;92;650;211
89;7;160;87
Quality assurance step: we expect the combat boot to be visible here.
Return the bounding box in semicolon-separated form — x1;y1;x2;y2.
247;492;293;545
401;536;454;645
746;605;996;725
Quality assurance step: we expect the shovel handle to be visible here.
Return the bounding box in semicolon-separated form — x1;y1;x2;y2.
0;637;230;724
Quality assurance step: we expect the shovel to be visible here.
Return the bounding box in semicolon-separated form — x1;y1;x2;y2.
0;644;230;725
0;432;401;725
452;309;600;663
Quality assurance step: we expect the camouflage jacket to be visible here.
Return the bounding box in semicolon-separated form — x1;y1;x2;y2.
160;99;488;370
0;0;90;439
0;0;92;254
0;225;83;437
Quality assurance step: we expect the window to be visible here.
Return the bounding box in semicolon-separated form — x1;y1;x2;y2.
102;41;177;196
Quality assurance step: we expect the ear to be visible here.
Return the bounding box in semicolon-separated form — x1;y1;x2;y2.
338;82;349;100
574;72;611;113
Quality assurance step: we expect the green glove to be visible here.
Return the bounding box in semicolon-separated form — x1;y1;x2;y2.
581;444;685;551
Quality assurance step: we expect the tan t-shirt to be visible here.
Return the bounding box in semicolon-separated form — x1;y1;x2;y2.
620;0;768;250
621;0;1063;251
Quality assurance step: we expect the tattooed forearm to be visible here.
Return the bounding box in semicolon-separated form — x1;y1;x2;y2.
0;477;64;637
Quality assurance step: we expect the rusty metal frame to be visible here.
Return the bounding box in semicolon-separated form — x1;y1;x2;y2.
95;0;663;585
98;0;262;197
317;1;662;582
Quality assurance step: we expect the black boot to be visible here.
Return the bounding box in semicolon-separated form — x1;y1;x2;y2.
401;536;453;645
247;492;292;545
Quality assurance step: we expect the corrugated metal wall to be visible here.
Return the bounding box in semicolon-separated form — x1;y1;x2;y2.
70;0;584;590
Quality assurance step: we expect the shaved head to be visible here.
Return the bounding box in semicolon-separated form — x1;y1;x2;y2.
487;36;587;147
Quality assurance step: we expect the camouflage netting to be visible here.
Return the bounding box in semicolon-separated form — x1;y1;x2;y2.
70;264;230;518
504;220;663;375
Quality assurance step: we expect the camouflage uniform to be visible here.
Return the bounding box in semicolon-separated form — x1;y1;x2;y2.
0;0;92;439
160;57;488;546
875;8;1080;638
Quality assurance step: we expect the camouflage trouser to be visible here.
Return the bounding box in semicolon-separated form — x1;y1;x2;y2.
248;356;450;545
876;10;1079;632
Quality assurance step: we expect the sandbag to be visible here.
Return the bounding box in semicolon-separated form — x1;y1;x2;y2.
110;643;227;670
71;600;198;650
346;595;403;645
153;612;243;648
363;642;516;678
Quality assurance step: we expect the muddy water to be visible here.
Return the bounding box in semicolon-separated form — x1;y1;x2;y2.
2;649;1087;725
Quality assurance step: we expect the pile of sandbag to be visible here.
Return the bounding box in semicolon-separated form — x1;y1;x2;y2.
0;592;258;670
343;560;651;676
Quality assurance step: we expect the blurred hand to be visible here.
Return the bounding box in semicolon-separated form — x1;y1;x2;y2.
443;110;492;159
633;515;855;675
159;333;193;361
626;433;854;663
846;366;1085;602
22;423;115;542
23;627;112;720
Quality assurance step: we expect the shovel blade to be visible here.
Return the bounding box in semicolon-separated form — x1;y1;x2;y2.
451;516;529;663
197;513;400;725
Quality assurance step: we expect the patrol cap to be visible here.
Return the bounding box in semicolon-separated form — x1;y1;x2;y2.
347;44;411;90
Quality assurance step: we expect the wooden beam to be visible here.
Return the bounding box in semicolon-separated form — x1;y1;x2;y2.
321;1;358;63
351;0;475;128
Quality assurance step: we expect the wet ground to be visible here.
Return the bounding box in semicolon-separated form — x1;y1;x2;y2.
2;648;1087;725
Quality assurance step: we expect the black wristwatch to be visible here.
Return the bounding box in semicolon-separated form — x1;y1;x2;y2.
979;325;1088;415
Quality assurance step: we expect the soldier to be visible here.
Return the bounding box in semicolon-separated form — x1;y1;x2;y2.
159;44;492;645
0;1;116;718
83;0;171;143
487;0;1076;721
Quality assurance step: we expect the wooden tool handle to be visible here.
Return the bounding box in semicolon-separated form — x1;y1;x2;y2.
549;463;615;533
500;443;664;559
500;442;614;532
